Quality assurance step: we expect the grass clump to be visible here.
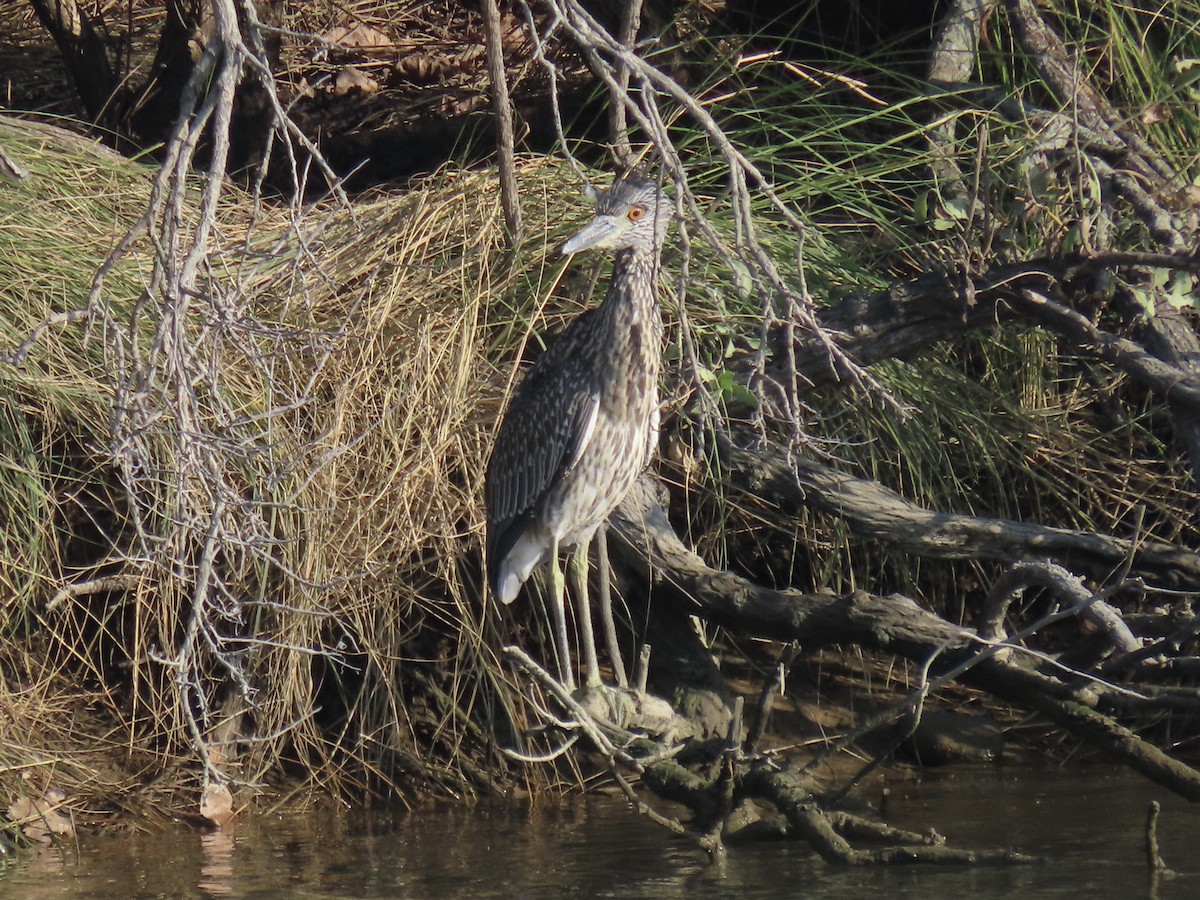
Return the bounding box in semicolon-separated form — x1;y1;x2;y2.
0;116;604;813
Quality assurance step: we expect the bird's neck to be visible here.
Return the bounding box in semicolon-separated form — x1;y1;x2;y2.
592;246;663;385
602;247;660;315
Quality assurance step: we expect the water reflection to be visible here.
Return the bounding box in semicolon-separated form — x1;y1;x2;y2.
199;828;235;896
2;767;1198;898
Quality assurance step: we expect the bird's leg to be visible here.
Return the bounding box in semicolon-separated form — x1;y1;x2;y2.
549;538;575;690
595;526;628;688
570;542;602;688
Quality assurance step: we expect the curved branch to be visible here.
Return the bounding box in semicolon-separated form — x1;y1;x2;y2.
979;559;1140;653
608;475;1200;801
609;477;969;655
720;437;1200;592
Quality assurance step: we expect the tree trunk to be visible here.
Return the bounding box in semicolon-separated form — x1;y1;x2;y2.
28;0;116;127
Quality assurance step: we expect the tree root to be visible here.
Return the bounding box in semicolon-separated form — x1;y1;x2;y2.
608;475;1200;805
741;763;1038;865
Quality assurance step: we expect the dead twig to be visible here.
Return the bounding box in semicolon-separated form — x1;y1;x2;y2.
482;0;522;243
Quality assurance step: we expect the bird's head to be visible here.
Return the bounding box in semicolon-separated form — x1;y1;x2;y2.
562;174;671;256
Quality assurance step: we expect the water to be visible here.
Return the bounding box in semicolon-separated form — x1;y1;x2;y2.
3;767;1197;898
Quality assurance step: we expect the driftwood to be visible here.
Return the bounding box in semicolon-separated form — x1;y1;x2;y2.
723;435;1200;592
603;472;1200;812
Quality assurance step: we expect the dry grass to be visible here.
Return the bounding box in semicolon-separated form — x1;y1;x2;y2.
223;164;621;799
0;116;598;814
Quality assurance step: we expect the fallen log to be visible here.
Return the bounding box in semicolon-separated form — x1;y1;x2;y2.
608;475;1200;802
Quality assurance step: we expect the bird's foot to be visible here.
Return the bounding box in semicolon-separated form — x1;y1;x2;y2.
572;682;683;740
573;681;631;725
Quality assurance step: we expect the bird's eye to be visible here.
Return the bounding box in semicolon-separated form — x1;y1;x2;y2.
627;206;646;222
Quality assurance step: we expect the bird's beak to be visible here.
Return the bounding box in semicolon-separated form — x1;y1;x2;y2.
562;215;622;254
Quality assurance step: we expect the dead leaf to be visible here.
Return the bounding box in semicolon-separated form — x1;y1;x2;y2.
200;783;236;829
500;13;531;55
322;23;394;54
395;52;453;84
1140;102;1172;126
334;67;381;96
438;94;485;118
8;790;75;844
457;43;486;67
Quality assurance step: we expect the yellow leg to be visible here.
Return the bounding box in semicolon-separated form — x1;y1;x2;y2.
548;538;575;690
595;527;628;688
570;543;601;687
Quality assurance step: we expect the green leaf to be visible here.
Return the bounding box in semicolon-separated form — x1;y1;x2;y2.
943;197;969;220
715;370;758;408
1128;286;1157;318
1061;224;1081;254
913;190;929;226
1166;271;1198;309
729;259;754;296
1028;165;1050;200
1173;57;1200;88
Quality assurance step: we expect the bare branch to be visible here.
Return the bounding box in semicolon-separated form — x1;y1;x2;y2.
482;0;522;242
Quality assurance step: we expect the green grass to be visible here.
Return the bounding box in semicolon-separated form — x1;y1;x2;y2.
622;9;1200;611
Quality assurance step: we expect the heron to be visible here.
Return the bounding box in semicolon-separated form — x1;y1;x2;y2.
485;173;671;690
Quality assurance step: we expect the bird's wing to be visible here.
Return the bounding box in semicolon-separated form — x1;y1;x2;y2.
486;368;600;534
485;312;605;599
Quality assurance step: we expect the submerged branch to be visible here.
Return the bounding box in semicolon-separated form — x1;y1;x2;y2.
741;763;1039;864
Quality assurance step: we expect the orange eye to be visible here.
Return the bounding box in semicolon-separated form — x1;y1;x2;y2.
627;206;646;222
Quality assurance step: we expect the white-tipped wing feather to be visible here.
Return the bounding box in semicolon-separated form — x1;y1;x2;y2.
485;339;602;600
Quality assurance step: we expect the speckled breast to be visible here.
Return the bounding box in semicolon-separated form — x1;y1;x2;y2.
546;396;658;548
544;249;663;549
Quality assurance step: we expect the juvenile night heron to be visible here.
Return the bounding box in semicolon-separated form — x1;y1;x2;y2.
485;173;671;690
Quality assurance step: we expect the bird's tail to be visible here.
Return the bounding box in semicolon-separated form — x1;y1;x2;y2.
487;528;549;604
